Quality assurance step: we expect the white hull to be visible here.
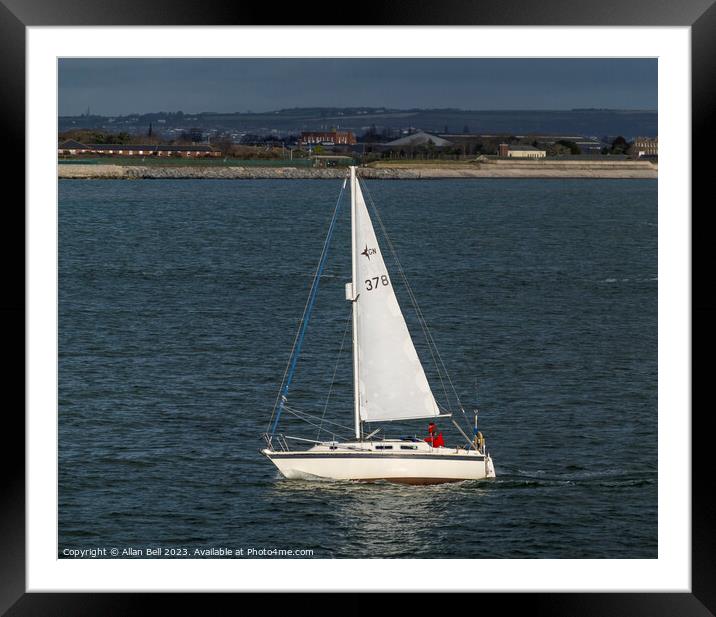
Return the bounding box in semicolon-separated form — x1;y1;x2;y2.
262;441;495;485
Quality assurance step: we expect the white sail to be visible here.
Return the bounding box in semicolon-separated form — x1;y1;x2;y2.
352;179;440;423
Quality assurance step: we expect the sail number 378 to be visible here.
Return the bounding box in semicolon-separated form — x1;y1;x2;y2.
365;275;390;291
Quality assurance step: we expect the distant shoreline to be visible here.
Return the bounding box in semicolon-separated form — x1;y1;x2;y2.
58;161;658;180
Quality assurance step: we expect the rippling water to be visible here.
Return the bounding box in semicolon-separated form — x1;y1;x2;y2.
59;178;657;558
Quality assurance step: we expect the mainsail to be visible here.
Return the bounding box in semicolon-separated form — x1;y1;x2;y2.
351;178;440;423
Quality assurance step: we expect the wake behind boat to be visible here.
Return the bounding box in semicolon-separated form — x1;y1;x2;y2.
262;167;496;484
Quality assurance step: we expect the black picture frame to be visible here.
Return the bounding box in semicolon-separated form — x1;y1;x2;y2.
4;1;712;614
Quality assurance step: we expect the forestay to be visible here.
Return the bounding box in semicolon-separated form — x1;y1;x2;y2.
352;180;440;423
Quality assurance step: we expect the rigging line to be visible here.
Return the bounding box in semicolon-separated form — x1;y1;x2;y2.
267;179;347;435
283;404;355;433
360;178;459;411
401;271;461;410
268;188;343;430
359;178;449;406
358;178;459;406
269;180;346;432
317;306;353;441
363;178;465;413
363;181;468;431
281;407;352;440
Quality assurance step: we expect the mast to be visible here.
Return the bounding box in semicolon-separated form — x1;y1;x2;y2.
350;166;361;440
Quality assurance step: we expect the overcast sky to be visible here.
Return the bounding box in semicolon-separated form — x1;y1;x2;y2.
58;58;657;116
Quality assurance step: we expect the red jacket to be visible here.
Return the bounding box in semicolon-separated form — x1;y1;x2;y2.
424;433;445;448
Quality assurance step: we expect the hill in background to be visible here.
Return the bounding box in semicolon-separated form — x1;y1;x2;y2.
59;107;658;140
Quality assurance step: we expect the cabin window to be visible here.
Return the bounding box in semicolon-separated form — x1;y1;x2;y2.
400;445;418;450
374;445;393;450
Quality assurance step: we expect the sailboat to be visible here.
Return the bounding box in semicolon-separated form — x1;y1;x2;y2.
261;167;496;484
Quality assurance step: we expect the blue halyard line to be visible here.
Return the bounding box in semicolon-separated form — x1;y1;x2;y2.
270;182;346;436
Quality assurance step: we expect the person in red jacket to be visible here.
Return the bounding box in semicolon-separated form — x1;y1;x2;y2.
424;423;445;448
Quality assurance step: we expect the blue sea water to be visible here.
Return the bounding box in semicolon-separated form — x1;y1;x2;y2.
58;178;657;559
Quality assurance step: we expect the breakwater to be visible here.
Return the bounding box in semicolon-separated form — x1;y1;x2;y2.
58;160;657;180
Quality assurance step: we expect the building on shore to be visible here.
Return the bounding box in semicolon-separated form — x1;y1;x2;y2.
441;134;606;156
633;136;658;157
57;140;93;155
528;135;606;155
383;132;453;148
298;131;356;148
361;132;455;159
498;143;546;159
58;141;221;157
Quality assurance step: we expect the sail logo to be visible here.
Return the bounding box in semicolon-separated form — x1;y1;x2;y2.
361;245;377;260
